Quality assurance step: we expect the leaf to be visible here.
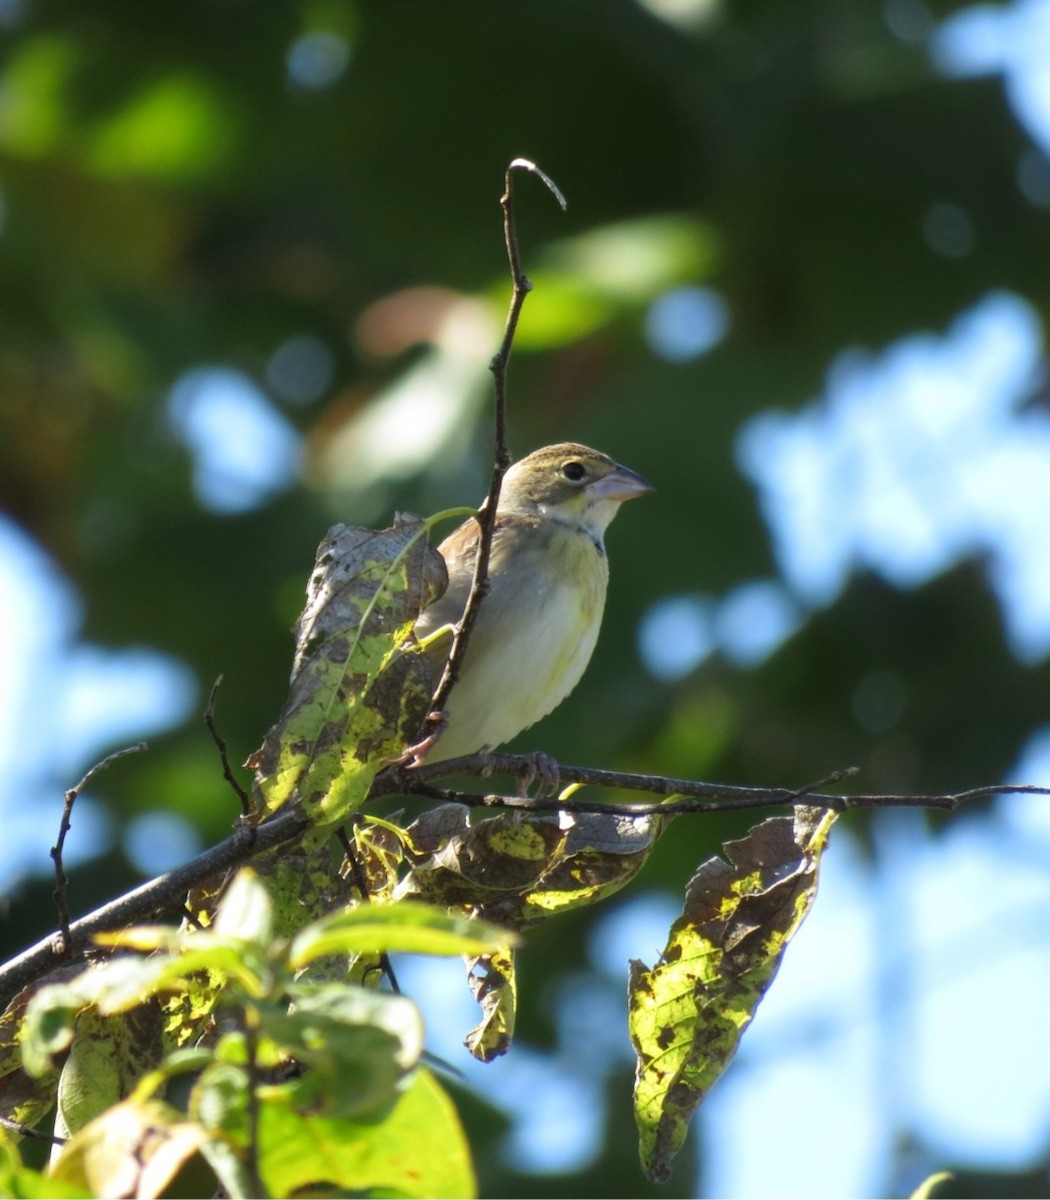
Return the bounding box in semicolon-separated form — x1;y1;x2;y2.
54;1003;164;1140
248;518;446;835
50;1097;207;1199
463;946;517;1063
0;1129;91;1198
256;1068;476;1199
515;809;667;920
252;844;354;945
399;806;664;1059
211;867;273;944
911;1171;954;1199
244;985;424;1118
288;900;516;968
23;945;261;1078
629;806;837;1183
0;986;60;1134
400;807;663;925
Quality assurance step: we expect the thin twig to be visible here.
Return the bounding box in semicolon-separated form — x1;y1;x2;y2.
405;770;1050;819
375;752;859;804
204;675;250;816
50;742;147;956
1;806;309;1001
423;159;567;729
0;1113;65;1145
336;825;401;994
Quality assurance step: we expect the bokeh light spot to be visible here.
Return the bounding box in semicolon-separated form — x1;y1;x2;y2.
287;32;351;90
124;811;202;877
645;285;729;362
169;366;301;513
713;580;802;666
267;334;335;406
923;201;975;258
637;595;713;680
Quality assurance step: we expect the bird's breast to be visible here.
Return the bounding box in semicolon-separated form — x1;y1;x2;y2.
426;527;609;760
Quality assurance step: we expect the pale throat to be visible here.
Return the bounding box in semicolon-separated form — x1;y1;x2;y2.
535;498;620;556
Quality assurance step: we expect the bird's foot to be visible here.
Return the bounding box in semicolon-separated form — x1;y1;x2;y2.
516;751;560;798
397;711;448;767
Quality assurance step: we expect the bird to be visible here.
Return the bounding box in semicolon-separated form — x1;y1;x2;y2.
413;442;653;763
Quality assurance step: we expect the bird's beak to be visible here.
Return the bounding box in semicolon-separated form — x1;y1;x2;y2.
590;463;655;502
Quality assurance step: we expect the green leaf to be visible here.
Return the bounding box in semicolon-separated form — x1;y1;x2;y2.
256;1068;476;1199
0;1129;91;1198
283;984;424;1071
248;517;446;836
257;986;423;1117
53;1004;164;1140
629;806;837;1183
288;899;515;968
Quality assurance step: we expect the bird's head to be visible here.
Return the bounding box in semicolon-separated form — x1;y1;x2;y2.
498;443;654;539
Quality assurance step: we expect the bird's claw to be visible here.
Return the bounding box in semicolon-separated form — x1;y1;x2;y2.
397;710;449;767
516;751;560;798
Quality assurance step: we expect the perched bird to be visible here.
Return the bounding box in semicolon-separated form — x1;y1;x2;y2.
414;442;653;762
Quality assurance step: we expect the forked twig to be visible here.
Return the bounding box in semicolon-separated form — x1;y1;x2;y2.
205;674;250;815
50;741;147;956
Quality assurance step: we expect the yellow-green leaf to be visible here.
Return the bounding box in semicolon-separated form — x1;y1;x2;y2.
248;517;445;836
289;900;515;968
629;806;837;1182
0;986;59;1135
0;1128;91;1197
54;1005;164;1140
400;806;662;925
257;1067;476;1199
463;945;517;1063
912;1171;954;1198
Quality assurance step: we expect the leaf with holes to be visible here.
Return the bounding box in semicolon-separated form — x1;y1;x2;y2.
629;806;837;1182
247;517;446;837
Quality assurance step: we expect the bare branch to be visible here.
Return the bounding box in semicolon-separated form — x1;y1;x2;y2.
0;1114;64;1145
391;754;1050;817
1;807;308;1001
204;674;250;816
7;743;1049;1002
422;159;567;730
50;742;147;956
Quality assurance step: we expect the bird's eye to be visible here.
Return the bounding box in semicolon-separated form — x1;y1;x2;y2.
561;460;587;482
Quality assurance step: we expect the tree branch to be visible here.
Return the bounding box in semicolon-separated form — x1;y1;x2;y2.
6;746;1049;1002
0;807;308;1001
390;752;1050;815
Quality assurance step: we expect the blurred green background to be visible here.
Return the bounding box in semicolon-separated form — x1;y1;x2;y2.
2;0;1050;1196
